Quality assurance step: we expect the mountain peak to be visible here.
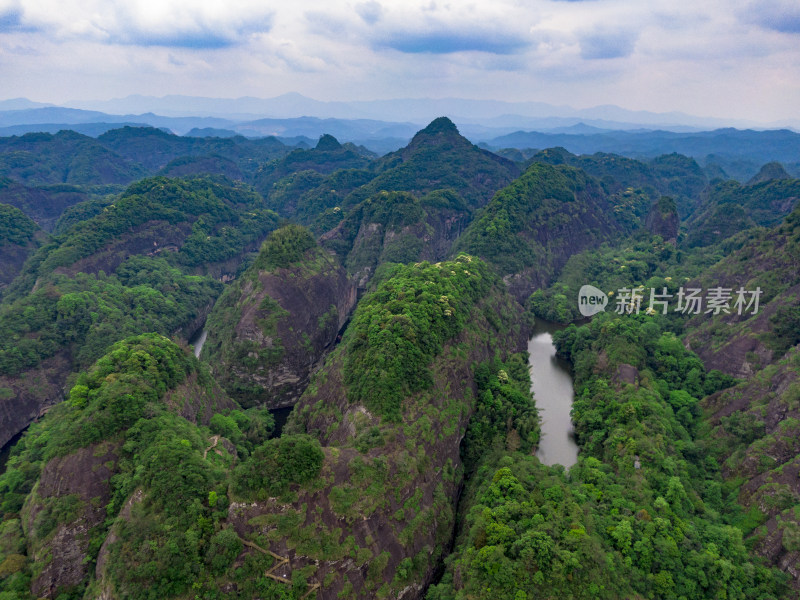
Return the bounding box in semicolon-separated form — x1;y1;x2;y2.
420;116;459;136
315;133;342;151
747;161;790;185
405;117;464;153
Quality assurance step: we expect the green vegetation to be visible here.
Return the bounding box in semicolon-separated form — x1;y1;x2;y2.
36;175;277;274
0;130;149;186
343;255;495;420
342;117;518;212
456;162;618;285
461;356;539;475
687;177;800;247
201;224;343;406
0;334;280;599
255;135;373;201
430;313;786;600
233;434;324;499
0;121;797;598
0;256;221;376
0;204;37;247
267;168;375;232
526;231;727;324
251;223;317;271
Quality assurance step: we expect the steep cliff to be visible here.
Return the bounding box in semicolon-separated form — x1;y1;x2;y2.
321;189;470;290
645;195;679;243
684;205;800;378
225;256;528;599
202;225;357;408
0;335;249;599
456;161;621;301
702;348;800;588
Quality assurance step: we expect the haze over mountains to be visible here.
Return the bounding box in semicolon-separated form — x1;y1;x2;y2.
2;94;800;167
0;108;800;599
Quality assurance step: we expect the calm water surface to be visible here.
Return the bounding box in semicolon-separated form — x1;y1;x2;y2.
528;321;579;468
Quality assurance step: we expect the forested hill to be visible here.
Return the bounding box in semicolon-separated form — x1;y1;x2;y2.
0;115;798;599
348;117;520;211
0;175;280;449
456;161;621;300
0;203;42;293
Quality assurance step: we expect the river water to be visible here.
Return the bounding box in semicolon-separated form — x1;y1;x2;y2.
528;321;579;468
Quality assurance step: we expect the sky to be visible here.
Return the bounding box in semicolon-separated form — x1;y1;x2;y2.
0;0;798;123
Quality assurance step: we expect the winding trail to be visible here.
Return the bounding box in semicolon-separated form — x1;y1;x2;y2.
236;535;320;599
203;435;220;460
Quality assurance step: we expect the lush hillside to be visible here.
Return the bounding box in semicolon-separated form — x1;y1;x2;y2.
681;206;800;377
0;203;42;294
0;116;798;600
430;312;786;600
0;131;148;186
0;178;101;232
96;126;291;176
531;148;708;221
262;167;375;229
701;348;800;591
344;117;520;212
0;334;276;599
225;256;530;599
0;175;281;449
9;175;280;293
487;127;800;173
456;161;621;300
687;176;800;247
202;224;356;408
254;134;375;200
320;189;471;289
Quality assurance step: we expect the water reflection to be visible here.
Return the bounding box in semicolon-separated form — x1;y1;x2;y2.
528;321;579;468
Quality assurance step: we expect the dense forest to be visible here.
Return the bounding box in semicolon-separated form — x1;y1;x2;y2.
0;118;797;599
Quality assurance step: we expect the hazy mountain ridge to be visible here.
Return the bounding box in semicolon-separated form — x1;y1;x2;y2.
0;115;798;598
3;95;800;167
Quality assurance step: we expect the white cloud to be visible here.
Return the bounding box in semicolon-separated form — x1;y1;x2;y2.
0;0;797;122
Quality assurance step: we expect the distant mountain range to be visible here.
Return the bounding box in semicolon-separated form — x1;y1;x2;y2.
59;93;798;131
1;95;799;173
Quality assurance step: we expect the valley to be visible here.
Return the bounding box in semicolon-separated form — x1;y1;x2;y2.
0;117;797;600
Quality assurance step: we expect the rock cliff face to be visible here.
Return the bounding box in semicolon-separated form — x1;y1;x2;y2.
321;190;471;291
702;348;800;588
23;442;120;598
202;225;357;408
226;257;528;599
0;355;71;448
457;162;621;302
644;196;679;243
684;205;800;378
0;335;241;599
